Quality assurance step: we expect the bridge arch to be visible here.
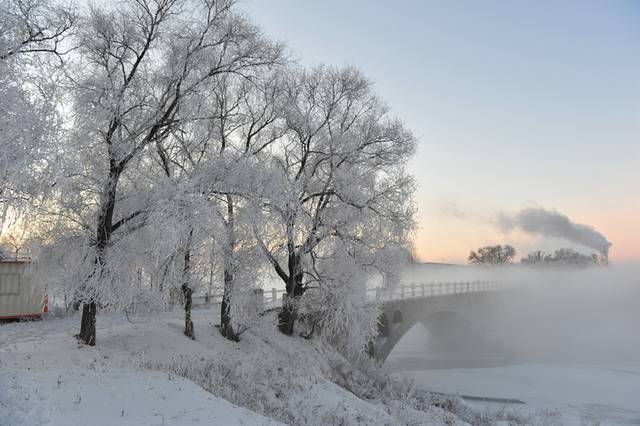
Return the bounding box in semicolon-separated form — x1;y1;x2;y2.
374;308;475;361
368;282;507;361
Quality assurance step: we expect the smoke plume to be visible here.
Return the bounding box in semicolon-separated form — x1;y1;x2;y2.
498;207;612;259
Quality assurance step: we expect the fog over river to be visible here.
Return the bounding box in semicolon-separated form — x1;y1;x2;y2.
386;264;640;425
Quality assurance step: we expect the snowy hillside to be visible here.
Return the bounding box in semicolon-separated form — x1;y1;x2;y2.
1;307;507;426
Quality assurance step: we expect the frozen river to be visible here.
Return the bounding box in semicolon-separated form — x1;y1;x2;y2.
386;323;640;425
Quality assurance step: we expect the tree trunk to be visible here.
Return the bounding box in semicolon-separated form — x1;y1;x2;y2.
277;253;304;335
78;165;119;346
182;283;194;339
277;294;296;335
220;196;239;341
220;268;239;341
78;301;97;346
182;237;194;339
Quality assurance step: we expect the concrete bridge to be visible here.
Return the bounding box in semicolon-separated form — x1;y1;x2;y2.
194;280;509;362
367;281;507;361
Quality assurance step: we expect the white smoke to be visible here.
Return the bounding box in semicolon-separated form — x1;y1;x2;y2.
498;207;612;259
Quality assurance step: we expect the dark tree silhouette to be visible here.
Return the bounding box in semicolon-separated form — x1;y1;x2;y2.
521;248;602;267
468;245;516;265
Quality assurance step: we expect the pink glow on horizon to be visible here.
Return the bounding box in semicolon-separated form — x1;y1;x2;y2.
413;205;640;264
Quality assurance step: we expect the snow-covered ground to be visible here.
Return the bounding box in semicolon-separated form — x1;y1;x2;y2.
0;312;283;426
1;307;476;426
387;323;640;425
7;301;630;425
2;367;283;426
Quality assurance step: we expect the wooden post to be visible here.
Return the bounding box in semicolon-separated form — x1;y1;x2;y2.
271;288;277;303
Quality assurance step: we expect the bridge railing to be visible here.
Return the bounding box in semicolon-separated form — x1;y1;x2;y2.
193;280;500;308
192;288;286;309
367;280;499;301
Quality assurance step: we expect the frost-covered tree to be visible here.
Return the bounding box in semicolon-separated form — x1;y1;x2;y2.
252;66;416;345
0;0;74;225
209;74;286;341
41;0;282;345
143;72;285;340
0;0;75;62
0;76;46;222
169;71;287;341
8;0;417;359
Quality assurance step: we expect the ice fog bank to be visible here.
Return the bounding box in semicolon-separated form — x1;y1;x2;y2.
400;263;640;366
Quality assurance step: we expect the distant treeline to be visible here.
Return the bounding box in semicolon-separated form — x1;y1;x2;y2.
468;245;606;267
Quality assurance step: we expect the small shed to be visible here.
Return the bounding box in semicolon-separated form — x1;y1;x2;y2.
0;260;47;320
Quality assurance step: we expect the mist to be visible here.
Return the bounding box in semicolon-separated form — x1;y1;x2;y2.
486;264;639;365
396;263;640;367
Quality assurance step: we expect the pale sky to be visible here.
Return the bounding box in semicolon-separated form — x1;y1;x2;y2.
240;0;640;263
